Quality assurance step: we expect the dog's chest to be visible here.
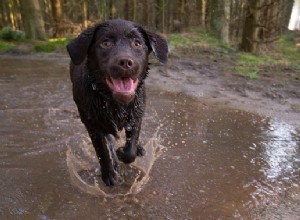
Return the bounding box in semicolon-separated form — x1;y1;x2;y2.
96;99;133;128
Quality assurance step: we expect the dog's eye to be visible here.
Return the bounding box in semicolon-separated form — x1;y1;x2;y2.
132;40;142;48
100;40;113;48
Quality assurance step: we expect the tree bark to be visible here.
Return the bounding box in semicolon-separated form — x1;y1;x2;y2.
220;0;230;44
201;0;206;28
82;0;88;29
20;0;46;40
50;0;62;37
124;0;130;20
142;0;149;27
240;0;260;52
282;0;294;33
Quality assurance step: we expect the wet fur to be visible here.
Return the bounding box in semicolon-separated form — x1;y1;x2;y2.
66;19;168;186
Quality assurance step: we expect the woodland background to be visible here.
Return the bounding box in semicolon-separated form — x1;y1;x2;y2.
0;0;298;53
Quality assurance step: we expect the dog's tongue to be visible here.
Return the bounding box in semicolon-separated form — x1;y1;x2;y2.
107;77;137;94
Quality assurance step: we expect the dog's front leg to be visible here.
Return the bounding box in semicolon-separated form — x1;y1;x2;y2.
88;131;119;186
117;120;145;164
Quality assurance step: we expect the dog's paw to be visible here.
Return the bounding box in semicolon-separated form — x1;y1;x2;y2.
102;173;116;186
101;165;118;186
101;170;117;186
116;145;146;163
116;147;136;164
137;144;146;156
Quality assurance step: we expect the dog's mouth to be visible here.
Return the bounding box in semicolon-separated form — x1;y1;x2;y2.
106;76;139;104
106;76;138;95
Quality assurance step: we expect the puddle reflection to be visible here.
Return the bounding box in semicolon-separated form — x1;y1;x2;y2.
262;120;299;180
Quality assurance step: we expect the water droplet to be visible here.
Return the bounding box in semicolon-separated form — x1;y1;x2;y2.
126;125;132;131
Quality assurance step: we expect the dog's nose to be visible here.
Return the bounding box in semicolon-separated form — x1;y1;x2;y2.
118;58;134;69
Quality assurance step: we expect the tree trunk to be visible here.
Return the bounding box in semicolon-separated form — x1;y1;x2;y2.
220;0;230;44
1;1;9;28
142;0;149;27
132;0;137;21
201;0;206;28
50;0;62;37
282;0;294;33
20;0;46;40
240;0;260;52
124;0;130;20
82;0;88;29
161;0;165;32
8;0;16;29
108;0;116;19
155;0;160;31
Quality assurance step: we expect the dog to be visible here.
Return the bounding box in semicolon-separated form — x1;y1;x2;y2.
66;19;168;186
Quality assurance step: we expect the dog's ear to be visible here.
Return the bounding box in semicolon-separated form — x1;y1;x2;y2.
66;26;96;65
137;27;168;64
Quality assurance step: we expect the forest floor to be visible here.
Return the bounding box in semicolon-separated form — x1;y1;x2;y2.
148;49;300;131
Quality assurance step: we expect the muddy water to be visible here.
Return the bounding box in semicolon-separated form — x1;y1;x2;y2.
0;56;299;219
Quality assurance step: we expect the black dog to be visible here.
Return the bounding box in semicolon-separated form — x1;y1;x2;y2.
66;19;168;186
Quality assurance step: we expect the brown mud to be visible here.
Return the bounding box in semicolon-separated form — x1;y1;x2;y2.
148;54;300;131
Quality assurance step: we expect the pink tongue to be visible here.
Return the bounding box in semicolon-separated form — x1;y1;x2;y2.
111;78;134;93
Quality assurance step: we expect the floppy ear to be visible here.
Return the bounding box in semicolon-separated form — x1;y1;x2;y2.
66;26;96;65
137;27;168;64
147;32;169;64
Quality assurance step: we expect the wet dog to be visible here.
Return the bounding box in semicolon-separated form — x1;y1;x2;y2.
66;19;168;186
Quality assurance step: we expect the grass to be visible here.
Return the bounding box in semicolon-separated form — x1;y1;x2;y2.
168;29;233;57
0;26;72;53
276;33;300;68
231;52;278;79
0;40;15;52
34;38;71;53
167;30;300;79
0;37;71;54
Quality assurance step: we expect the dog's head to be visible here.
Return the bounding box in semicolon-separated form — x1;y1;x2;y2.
67;19;168;104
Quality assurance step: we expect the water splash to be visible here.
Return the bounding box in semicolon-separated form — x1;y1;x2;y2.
66;126;165;198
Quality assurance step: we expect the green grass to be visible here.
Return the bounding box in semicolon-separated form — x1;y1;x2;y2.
230;34;300;78
277;34;300;62
230;66;259;79
168;29;299;79
0;37;71;53
0;40;15;52
232;53;275;79
168;29;220;50
35;38;71;53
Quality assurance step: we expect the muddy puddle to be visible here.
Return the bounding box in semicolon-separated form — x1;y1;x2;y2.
0;56;299;219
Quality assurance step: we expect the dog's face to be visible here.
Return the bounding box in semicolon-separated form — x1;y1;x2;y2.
67;19;168;104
